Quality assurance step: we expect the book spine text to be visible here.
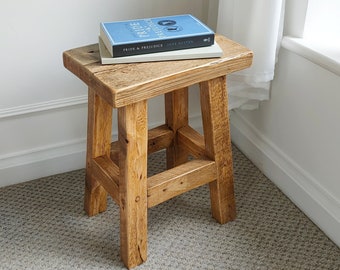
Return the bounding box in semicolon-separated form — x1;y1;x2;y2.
111;34;214;57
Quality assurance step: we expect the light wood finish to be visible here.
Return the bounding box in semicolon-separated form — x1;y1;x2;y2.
147;159;217;208
63;34;253;269
63;35;253;108
147;124;174;153
110;124;174;164
118;101;148;268
84;88;112;216
92;156;119;205
200;76;236;223
177;126;207;159
165;87;189;168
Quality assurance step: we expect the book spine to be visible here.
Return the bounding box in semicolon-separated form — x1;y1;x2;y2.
111;34;214;57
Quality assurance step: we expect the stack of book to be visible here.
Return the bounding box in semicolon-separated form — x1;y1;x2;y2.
99;14;222;64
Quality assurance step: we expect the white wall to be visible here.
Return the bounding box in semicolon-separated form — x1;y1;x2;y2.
230;0;339;246
230;48;340;247
0;0;213;186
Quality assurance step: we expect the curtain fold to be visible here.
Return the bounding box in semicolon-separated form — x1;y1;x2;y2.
217;0;285;110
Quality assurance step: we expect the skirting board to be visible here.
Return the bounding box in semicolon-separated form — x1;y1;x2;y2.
0;114;203;188
0;140;87;187
229;110;340;248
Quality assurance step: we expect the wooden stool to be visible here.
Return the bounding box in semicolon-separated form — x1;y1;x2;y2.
63;35;252;269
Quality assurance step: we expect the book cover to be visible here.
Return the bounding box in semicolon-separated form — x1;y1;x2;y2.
98;36;222;64
100;14;215;57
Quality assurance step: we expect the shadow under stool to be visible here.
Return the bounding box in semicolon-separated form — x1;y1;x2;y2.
63;34;253;269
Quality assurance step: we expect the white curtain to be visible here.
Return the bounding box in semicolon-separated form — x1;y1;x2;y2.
217;0;285;110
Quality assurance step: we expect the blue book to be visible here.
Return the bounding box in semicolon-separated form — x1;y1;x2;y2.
100;14;215;57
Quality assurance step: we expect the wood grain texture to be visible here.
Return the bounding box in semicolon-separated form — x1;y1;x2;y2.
63;35;253;108
92;156;119;205
147;159;217;208
110;124;174;164
147;124;174;154
177;126;206;159
200;76;236;224
63;34;253;269
84;88;112;216
165;87;189;168
118;100;148;268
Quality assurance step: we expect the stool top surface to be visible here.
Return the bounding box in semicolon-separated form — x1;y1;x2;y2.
63;35;253;108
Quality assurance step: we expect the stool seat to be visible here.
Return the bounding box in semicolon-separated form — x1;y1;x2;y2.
63;35;252;108
63;34;253;269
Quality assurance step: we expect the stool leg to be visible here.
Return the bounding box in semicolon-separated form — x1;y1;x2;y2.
118;100;148;269
165;87;189;168
84;88;112;216
199;76;236;224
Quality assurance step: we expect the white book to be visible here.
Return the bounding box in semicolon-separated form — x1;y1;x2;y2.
98;36;222;64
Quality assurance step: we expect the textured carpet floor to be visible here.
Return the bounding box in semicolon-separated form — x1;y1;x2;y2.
0;146;339;270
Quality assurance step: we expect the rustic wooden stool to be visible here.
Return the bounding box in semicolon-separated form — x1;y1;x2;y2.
63;35;252;269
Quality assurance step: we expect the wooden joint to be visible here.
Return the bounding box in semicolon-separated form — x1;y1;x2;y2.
148;124;174;153
110;124;174;163
147;159;217;208
177;126;209;159
92;155;120;205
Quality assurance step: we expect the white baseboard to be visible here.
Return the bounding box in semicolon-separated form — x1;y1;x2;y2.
0;95;88;119
0;139;87;187
230;110;340;247
0;96;89;187
0;106;203;188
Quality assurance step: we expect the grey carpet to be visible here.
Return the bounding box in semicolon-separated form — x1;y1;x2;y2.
0;146;339;270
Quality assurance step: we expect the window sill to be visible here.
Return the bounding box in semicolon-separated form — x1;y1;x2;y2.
281;36;340;76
